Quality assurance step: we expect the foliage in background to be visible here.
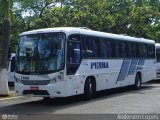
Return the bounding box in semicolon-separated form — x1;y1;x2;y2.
1;0;159;52
0;0;14;52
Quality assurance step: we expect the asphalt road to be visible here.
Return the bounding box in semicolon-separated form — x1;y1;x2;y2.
1;80;160;120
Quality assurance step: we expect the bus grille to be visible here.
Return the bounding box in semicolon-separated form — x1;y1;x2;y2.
21;80;50;85
23;90;49;95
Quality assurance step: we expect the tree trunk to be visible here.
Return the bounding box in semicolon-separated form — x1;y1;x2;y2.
0;18;10;95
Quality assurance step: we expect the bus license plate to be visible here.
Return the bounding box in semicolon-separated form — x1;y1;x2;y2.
30;86;39;90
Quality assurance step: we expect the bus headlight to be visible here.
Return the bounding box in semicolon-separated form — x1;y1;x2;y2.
50;77;57;84
50;72;64;84
57;72;64;80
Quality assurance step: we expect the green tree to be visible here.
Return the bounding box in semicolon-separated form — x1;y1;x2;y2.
13;0;58;30
0;0;4;51
10;0;60;51
0;0;11;95
11;0;160;44
33;0;116;30
128;0;160;39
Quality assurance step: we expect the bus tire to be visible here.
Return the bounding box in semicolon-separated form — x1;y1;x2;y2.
43;97;51;101
134;73;142;89
84;77;95;100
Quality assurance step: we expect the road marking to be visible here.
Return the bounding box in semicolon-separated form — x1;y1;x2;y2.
0;96;23;101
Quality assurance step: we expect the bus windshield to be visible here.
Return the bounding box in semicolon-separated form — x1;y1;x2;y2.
16;32;65;74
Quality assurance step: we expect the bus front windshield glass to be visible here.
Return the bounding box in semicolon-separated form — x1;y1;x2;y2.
16;32;65;74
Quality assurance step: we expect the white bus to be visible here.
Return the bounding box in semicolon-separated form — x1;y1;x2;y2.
7;53;15;83
15;27;156;100
155;43;160;79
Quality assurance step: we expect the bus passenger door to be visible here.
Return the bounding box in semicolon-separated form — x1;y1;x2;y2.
67;34;81;75
67;34;82;95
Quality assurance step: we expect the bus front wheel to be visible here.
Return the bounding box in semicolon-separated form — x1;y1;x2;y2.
43;97;51;101
84;78;95;100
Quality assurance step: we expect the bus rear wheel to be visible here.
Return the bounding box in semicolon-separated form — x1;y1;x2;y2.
84;78;95;100
134;73;142;89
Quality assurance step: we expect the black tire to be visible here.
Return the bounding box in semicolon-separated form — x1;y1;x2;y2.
134;73;142;89
84;78;95;100
43;97;51;101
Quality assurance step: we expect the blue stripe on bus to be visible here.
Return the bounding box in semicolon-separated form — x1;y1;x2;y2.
116;59;145;83
127;59;139;75
116;59;130;82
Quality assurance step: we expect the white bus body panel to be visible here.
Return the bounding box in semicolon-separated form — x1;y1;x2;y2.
156;62;160;79
155;43;160;79
7;54;15;82
15;27;156;98
15;58;156;98
71;59;156;95
15;71;71;97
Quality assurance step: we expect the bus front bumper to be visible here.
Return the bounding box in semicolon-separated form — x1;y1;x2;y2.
15;82;68;98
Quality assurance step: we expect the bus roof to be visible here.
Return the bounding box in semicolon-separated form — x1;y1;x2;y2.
156;43;160;48
20;27;155;44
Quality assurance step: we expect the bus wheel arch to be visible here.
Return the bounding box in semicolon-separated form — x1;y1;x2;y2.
43;97;51;101
84;76;96;100
134;72;142;89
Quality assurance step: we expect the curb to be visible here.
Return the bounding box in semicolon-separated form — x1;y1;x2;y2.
0;96;23;101
0;92;18;101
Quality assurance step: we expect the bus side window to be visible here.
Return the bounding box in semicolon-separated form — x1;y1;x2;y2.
115;41;127;58
121;42;127;58
132;42;137;58
127;42;137;58
148;44;155;58
107;40;114;58
115;41;120;58
67;35;81;64
127;42;132;58
100;38;108;58
67;34;81;75
138;43;148;58
82;36;99;58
